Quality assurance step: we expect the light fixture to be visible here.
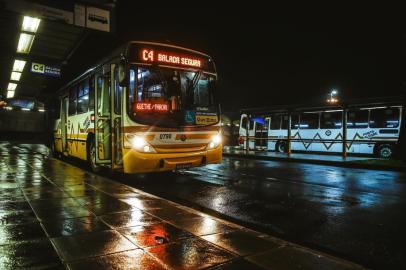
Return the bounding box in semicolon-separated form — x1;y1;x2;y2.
7;90;15;98
22;16;41;33
8;83;17;91
17;33;35;54
11;72;22;81
13;60;26;72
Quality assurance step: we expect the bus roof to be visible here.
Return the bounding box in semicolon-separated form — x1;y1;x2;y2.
240;96;404;116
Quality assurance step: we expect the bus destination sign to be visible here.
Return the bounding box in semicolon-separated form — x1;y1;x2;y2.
141;49;202;68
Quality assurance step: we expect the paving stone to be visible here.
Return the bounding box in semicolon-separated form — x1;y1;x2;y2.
0;209;38;225
51;230;137;262
147;237;235;270
0;238;62;269
33;205;93;221
247;246;362;270
202;230;280;256
0;222;46;245
67;249;166;270
100;209;161;228
208;258;267;269
171;216;236;236
119;222;194;248
86;199;135;215
41;216;110;237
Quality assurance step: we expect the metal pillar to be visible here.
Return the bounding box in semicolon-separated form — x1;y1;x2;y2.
245;116;250;152
342;107;347;159
287;112;292;156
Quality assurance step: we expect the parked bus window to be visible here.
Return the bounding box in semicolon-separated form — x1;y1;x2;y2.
321;111;342;129
89;76;95;109
281;114;299;129
347;110;368;128
68;87;77;115
77;79;89;114
270;115;281;130
249;120;254;130
369;108;400;128
300;112;319;129
241;117;248;129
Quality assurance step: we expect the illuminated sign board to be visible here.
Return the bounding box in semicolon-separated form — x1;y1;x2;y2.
141;49;202;68
135;102;169;112
31;62;61;77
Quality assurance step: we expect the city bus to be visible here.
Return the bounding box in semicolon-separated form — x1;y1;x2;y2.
51;41;222;173
239;105;402;158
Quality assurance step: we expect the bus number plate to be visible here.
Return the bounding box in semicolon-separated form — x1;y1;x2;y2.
176;163;192;170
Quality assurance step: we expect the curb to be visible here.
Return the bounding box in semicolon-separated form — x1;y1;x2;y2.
223;152;406;172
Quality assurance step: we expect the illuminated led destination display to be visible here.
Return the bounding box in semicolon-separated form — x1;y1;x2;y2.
135;102;169;112
141;49;202;68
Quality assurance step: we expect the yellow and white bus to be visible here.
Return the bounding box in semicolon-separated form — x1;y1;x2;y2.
52;41;222;173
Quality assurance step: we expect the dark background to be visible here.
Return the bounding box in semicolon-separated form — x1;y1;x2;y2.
69;3;404;112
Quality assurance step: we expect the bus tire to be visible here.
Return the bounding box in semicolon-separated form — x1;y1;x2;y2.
49;140;60;158
376;144;394;159
276;140;287;153
87;138;102;173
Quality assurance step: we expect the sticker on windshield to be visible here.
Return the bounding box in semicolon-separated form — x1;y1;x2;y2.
196;114;218;125
185;110;195;124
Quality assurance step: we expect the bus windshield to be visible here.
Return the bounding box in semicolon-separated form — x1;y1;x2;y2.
128;66;219;127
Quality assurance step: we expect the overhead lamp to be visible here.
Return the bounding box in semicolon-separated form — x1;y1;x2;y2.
8;82;17;91
11;72;22;81
13;60;26;72
22;16;41;33
7;90;15;98
17;33;35;54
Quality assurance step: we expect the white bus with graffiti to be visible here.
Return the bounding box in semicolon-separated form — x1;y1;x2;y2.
239;105;402;158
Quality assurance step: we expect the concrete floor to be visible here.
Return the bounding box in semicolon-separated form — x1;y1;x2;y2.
0;142;363;270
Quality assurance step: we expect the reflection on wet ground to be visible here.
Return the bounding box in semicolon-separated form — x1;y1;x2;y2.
116;155;406;270
0;142;366;269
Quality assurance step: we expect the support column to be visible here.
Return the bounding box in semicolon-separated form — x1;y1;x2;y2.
288;112;292;156
342;106;347;159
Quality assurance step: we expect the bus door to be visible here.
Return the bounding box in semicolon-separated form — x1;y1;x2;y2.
111;64;123;169
94;64;123;168
95;67;112;165
60;96;68;153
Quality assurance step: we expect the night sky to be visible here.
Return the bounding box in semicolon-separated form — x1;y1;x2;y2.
76;3;404;112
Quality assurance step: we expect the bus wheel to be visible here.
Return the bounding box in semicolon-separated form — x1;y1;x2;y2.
49;141;59;158
88;140;102;173
377;144;393;159
276;141;287;153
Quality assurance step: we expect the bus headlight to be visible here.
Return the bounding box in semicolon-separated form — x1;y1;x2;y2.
130;136;156;153
207;134;222;149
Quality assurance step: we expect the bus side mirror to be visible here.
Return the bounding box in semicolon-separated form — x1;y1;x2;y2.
118;57;128;87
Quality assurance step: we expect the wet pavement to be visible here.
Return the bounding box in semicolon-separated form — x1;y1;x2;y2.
0;142;364;270
116;156;406;269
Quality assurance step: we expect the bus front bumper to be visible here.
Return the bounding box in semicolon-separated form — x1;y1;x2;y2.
122;147;222;174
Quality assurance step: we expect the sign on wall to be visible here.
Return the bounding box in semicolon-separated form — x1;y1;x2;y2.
86;6;110;32
31;62;61;77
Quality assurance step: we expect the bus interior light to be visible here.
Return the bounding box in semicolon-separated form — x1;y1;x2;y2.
11;72;22;81
13;60;26;72
17;33;35;54
22;16;41;33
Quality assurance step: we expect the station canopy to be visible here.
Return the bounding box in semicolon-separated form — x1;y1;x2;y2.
0;0;116;101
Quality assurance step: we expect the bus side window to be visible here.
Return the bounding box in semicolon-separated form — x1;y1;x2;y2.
249;120;254;130
270;115;281;130
321;111;342;129
241;117;248;130
347;110;368;128
300;113;319;129
77;79;89;114
89;76;95;110
369;108;400;128
68;86;77;116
